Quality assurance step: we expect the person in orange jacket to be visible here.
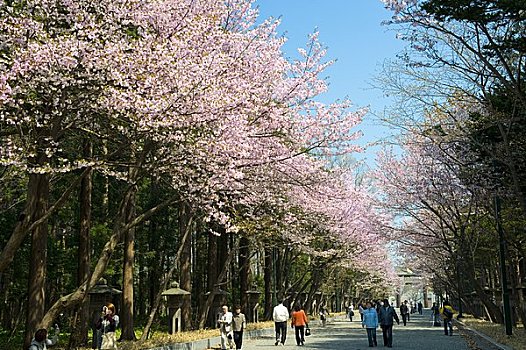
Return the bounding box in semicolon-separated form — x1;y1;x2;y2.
291;303;309;346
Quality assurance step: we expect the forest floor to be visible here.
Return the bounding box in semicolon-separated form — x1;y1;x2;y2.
459;315;525;350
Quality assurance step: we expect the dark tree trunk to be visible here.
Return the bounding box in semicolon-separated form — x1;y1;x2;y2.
466;260;504;323
148;223;162;317
264;247;273;320
218;231;228;285
304;271;321;315
69;141;93;348
179;201;192;330
101;140;109;219
140;215;193;340
277;247;292;299
120;186;137;341
510;258;526;328
207;233;218;292
1;270;13;330
193;228;206;325
275;249;283;294
38;192;176;331
147;181;161;319
24;172;50;348
239;235;250;311
198;239;240;329
137;249;146;321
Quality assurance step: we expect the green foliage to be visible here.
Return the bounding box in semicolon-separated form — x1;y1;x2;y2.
422;0;526;55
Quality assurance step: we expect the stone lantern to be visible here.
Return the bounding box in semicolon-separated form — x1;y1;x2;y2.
245;289;261;323
88;278;121;349
162;282;191;334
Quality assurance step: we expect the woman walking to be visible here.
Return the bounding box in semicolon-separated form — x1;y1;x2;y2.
291;303;309;346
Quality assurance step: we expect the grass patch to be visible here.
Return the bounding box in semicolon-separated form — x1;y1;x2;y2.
461;315;525;350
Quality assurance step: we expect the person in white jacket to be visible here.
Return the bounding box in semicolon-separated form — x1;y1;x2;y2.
217;305;234;350
273;300;289;346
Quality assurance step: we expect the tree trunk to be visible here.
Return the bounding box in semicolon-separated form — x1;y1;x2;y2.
148;221;161;319
218;230;228;282
146;180;161;320
510;258;526;328
24;172;50;348
69;142;93;348
466;260;504;323
264;247;273;320
179;201;192;330
0;168;89;274
275;248;283;296
140;215;193;340
198;239;239;329
101;140;109;219
120;185;137;341
207;233;218;292
239;235;250;311
304;267;323;315
38;191;176;331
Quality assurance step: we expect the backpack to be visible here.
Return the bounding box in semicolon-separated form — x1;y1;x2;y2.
443;307;453;319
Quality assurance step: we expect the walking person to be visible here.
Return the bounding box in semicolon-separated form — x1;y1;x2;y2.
232;306;246;350
431;302;440;326
440;300;455;336
28;325;60;350
273;299;289;346
348;303;355;322
95;303;119;350
319;306;329;327
362;301;378;347
418;301;423;315
217;305;234;350
375;300;383;314
400;300;409;326
378;299;399;348
291;303;308;346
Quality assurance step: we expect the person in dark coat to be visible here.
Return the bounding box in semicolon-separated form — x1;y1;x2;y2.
378;299;399;348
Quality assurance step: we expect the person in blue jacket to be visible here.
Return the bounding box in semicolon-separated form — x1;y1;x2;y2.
362;301;378;347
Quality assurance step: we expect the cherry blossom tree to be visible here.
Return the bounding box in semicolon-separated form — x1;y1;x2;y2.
1;0;397;344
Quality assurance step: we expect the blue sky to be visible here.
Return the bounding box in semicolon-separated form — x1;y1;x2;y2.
255;0;405;159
